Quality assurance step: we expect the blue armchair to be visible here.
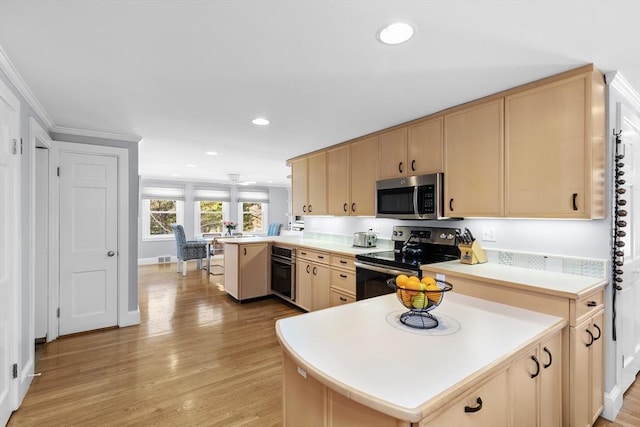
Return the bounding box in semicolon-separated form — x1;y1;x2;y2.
172;224;207;276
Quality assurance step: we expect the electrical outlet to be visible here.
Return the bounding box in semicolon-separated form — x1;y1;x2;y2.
482;227;497;242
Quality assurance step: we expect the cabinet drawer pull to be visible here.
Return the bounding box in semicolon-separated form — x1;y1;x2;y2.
587;300;597;307
593;323;602;341
300;251;307;255
339;297;347;302
464;397;483;413
543;347;552;369
572;193;578;211
340;260;347;264
586;329;595;347
317;255;324;259
398;162;403;174
530;355;540;378
340;274;347;278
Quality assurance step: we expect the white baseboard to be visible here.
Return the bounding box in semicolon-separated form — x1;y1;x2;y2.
119;305;141;327
601;385;623;421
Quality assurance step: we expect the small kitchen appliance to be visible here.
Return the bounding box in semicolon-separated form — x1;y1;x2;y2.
353;230;378;248
354;225;460;300
376;173;455;220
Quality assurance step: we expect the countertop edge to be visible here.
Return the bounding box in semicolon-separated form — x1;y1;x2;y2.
422;262;607;300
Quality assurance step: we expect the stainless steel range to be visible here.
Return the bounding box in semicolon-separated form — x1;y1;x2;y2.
354;226;460;300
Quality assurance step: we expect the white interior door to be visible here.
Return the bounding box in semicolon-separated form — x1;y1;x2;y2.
0;77;21;425
618;102;640;393
59;151;118;335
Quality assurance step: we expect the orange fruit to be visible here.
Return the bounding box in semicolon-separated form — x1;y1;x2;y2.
395;274;409;288
421;276;436;286
397;289;412;306
425;282;442;304
404;279;422;297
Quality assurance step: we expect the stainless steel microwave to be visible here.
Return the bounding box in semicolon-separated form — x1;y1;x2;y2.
376;173;446;220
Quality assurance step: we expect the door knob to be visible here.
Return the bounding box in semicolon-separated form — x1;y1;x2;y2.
107;251;115;257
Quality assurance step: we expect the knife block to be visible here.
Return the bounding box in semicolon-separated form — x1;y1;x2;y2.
458;240;487;265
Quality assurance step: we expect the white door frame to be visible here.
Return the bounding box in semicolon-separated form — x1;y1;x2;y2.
48;141;132;340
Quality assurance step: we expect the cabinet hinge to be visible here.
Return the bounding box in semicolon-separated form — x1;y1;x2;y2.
12;363;17;379
57;307;60;318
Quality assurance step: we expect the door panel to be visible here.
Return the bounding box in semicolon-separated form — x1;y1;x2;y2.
0;78;20;426
59;152;118;335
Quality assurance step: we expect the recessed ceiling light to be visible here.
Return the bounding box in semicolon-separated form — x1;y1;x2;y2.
205;151;218;156
252;117;270;126
377;22;414;45
186;164;196;168
171;173;180;177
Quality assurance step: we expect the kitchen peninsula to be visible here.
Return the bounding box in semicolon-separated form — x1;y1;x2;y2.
276;292;566;426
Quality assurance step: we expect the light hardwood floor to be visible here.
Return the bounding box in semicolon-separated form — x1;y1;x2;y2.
8;263;639;426
8;264;302;426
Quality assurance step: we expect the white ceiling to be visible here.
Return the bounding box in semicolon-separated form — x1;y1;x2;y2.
0;0;638;187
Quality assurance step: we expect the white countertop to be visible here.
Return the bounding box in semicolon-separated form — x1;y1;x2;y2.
217;235;390;256
422;261;607;299
276;292;566;422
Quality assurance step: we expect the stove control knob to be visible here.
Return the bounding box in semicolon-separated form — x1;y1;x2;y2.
447;233;455;240
440;233;447;239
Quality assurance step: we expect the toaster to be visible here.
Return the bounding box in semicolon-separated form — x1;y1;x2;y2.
353;231;377;248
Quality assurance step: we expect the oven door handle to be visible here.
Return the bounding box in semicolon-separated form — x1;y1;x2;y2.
354;261;418;277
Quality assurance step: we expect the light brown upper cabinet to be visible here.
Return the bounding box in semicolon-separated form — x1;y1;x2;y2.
505;70;605;218
327;135;378;216
378;118;443;179
291;152;327;216
444;99;504;217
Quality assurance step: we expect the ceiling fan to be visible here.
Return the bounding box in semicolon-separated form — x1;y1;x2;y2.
228;174;256;186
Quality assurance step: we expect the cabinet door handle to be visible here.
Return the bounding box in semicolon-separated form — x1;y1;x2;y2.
308;204;312;213
572;193;578;211
411;159;416;172
593;323;602;341
351;203;356;212
243;247;247;256
586;329;595;347
464;397;483;413
340;274;347;278
306;265;310;274
543;347;552;369
530;355;540;378
303;205;307;213
449;198;454;212
312;266;317;275
398;162;403;174
343;203;348;212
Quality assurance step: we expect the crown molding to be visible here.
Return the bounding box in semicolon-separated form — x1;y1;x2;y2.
51;125;142;143
0;44;55;129
605;71;640;111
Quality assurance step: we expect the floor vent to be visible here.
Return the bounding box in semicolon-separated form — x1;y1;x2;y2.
158;256;172;264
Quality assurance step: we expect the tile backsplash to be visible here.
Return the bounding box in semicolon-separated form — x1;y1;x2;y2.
488;249;607;279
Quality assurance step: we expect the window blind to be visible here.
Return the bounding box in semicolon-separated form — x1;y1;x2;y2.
237;190;269;203
140;185;185;201
194;187;231;202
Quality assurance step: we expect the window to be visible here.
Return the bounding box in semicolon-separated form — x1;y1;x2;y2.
237;189;269;233
194;187;231;236
140;184;185;240
239;202;267;233
196;201;227;234
141;199;184;239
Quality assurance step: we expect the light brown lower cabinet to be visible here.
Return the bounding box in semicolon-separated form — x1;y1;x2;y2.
282;330;561;426
296;249;331;312
571;309;604;427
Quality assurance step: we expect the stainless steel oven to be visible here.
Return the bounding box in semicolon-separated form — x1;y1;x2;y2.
271;246;296;302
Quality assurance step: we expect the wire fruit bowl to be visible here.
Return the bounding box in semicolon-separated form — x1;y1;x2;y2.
387;278;453;329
